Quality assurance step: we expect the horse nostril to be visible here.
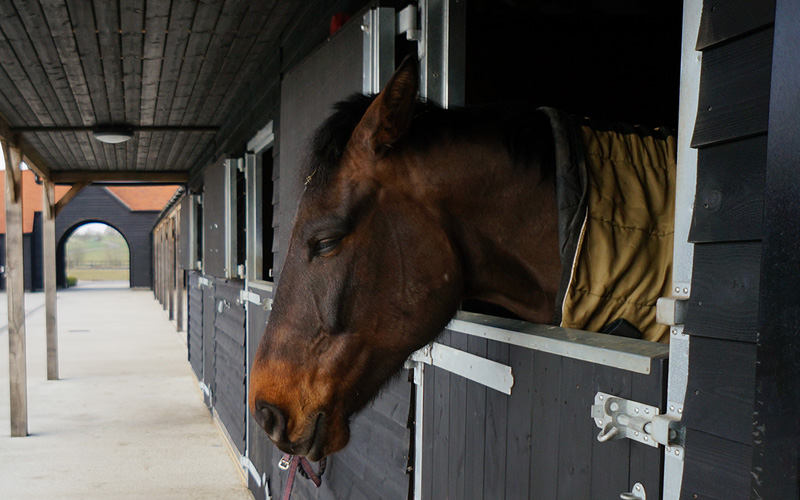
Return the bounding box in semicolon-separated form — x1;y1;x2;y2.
254;401;287;440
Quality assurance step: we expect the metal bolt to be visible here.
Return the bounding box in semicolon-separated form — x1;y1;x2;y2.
670;405;675;412
683;288;689;294
599;395;604;401
645;408;650;415
674;286;680;293
678;408;683;414
634;407;639;414
675;449;681;456
666;446;672;452
610;402;619;412
635;485;641;492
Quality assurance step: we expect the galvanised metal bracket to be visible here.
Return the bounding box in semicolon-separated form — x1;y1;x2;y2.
592;392;683;450
620;482;647;500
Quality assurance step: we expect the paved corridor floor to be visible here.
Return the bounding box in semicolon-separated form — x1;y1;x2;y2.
0;282;253;500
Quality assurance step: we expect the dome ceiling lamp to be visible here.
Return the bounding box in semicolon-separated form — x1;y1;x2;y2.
92;125;134;144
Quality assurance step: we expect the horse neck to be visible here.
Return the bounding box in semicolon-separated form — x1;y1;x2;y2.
423;137;562;324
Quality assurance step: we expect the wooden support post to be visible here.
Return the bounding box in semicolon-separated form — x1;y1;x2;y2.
168;218;175;321
43;179;58;380
3;140;27;437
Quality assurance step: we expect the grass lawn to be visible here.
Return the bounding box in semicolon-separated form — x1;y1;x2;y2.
68;268;129;281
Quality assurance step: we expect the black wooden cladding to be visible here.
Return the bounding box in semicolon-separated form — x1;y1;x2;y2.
0;0;313;173
684;242;760;342
679;429;752;500
696;0;776;50
246;287;277;499
201;278;216;409
682;2;775;497
691;27;773;148
681;337;756;445
213;278;247;455
689;135;767;243
187;271;203;381
422;329;667;500
751;1;800;495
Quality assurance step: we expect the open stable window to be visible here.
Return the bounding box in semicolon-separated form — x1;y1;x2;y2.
236;163;246;276
246;121;275;284
194;195;202;270
260;150;275;281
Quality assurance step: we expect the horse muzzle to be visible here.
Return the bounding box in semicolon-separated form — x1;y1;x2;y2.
252;401;328;461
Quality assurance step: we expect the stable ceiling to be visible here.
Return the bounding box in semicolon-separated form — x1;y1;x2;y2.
0;0;302;180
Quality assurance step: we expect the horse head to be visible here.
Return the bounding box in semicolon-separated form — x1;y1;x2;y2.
249;58;469;460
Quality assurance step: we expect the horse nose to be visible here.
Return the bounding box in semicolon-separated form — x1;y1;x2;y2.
253;400;287;440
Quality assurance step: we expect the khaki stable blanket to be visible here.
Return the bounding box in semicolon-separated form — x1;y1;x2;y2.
540;108;677;343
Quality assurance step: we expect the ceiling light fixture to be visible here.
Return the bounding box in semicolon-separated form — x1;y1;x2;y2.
93;126;134;144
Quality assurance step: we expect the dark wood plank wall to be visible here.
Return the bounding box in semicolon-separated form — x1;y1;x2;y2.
201;278;216;409
246;287;276;500
681;1;775;499
751;0;800;496
187;271;203;381
423;329;667;499
213;277;247;455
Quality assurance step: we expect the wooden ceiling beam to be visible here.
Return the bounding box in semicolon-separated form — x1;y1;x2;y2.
50;170;188;184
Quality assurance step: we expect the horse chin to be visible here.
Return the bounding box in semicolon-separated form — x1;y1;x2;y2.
318;412;351;459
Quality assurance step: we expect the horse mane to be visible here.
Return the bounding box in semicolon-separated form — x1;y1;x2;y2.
303;93;555;192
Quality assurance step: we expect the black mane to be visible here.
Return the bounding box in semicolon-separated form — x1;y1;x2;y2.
303;94;554;191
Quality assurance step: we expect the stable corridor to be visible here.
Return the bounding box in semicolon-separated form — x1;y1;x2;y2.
0;283;252;500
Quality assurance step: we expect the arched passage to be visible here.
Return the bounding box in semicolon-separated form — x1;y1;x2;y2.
54;185;162;289
59;222;131;287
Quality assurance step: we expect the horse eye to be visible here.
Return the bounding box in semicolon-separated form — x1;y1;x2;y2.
314;237;342;257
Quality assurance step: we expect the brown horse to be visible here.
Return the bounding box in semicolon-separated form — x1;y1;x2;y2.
249;56;675;460
249;57;563;461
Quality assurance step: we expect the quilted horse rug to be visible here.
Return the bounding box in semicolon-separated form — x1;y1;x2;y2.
541;107;677;343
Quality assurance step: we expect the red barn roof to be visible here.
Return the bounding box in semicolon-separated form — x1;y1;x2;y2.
0;170;179;234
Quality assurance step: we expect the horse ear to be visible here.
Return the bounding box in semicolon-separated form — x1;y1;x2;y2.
350;55;418;158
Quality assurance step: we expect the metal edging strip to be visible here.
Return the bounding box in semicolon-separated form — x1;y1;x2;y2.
448;312;669;375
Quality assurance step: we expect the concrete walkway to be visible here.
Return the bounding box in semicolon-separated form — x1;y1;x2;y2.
0;282;253;500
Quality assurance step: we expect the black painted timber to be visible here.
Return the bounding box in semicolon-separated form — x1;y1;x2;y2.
423;329;667;499
689;135;767;243
681;337;756;445
751;0;800;495
682;2;776;498
691;27;773;148
213;278;247;455
684;242;761;342
187;271;203;380
696;0;776;50
201;279;216;409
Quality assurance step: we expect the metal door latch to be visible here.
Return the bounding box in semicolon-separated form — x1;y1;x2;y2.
591;392;679;448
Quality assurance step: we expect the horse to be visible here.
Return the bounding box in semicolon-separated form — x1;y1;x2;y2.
249;56;675;461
